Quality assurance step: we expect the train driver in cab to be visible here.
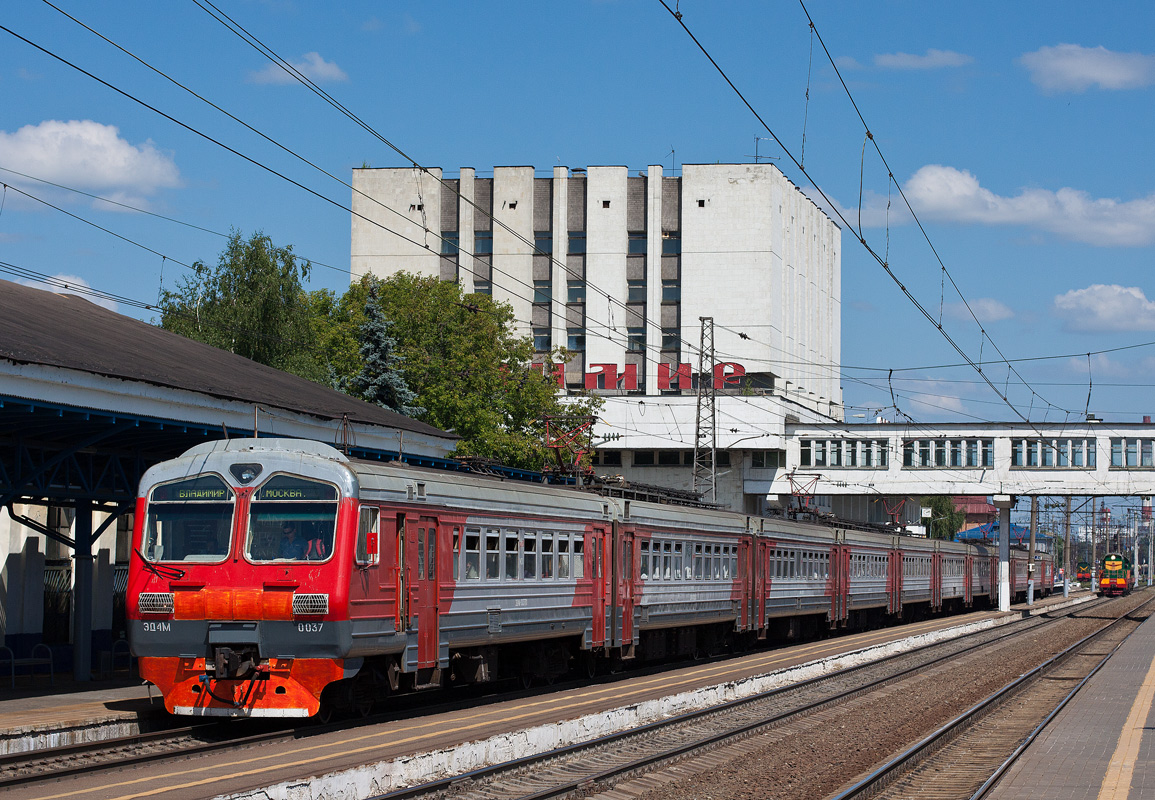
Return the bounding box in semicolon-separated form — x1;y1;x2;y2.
279;523;306;559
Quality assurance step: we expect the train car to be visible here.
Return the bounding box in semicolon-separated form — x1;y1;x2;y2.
1098;553;1132;596
128;439;1050;718
1076;562;1092;582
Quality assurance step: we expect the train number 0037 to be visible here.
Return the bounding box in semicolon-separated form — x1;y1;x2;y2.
297;623;323;633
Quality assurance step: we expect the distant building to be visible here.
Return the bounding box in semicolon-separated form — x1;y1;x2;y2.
351;163;843;514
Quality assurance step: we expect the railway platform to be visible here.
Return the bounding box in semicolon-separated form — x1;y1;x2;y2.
989;597;1155;800
0;588;1092;760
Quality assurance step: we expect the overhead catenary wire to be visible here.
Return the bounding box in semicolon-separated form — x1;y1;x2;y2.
657;1;1068;431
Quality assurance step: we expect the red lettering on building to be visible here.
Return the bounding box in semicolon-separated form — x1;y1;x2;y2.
713;362;745;389
531;362;566;387
658;362;692;390
585;364;638;391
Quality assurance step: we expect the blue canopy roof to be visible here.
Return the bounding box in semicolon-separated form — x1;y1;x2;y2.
955;521;1051;544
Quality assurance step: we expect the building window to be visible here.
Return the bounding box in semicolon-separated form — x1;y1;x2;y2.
634;450;655;466
627;280;646;303
628;232;647;254
473;280;492;296
697;199;705;208
534;230;552;254
441;231;459;255
657;450;681;466
568;232;586;254
715;450;731;467
474;230;493;255
662;232;681;255
661;328;680;351
592;450;622;467
533;328;550;351
627;327;645;352
602;200;611;209
567;280;586;303
662;280;681;302
567;328;585;351
533;280;551;304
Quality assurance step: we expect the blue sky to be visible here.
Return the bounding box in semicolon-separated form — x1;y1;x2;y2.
3;0;1155;428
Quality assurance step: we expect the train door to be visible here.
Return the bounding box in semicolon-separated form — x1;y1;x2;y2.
888;549;902;615
754;539;769;635
739;537;751;631
964;554;973;606
589;528;607;647
829;545;847;625
932;552;942;610
396;513;408;630
414;517;440;669
615;525;635;652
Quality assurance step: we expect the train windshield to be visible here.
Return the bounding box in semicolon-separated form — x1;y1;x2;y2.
144;475;235;563
245;475;339;562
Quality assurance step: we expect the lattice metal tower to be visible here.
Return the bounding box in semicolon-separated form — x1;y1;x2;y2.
693;316;717;503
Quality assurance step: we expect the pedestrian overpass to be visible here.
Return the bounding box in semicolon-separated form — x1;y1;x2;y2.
771;421;1155;610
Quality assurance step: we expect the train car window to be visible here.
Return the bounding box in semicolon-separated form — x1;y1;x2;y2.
357;506;380;566
558;536;571;579
245;475;338;563
694;543;704;580
464;530;481;580
452;527;461;580
426;527;436;581
573;536;585;579
662;541;672;580
145;475;234;563
639;540;650;580
485;531;500;580
505;533;520;580
523;533;538;579
417;528;426;580
673;542;684;580
541;535;554;578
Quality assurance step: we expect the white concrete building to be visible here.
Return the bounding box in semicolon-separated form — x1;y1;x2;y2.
351;163;843;513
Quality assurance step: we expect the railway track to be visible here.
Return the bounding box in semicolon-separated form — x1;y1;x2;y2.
0;596;1108;797
831;593;1155;800
356;596;1113;800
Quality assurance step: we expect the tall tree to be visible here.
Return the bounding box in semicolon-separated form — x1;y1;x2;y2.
349;283;421;416
336;272;600;470
158;229;324;381
922;495;966;540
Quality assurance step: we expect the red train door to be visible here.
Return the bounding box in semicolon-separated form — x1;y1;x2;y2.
754;539;769;635
739;536;751;631
412;516;440;669
615;526;635;651
830;545;848;625
589;527;607;647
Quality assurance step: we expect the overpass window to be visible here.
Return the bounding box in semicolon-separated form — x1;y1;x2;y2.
863;442;874;467
966;440;979;467
879;441;889;467
950;441;963;467
800;440;812;467
1027;441;1039;468
903;441;915;467
1144;441;1154;467
1058;440;1069;467
1012;440;1025;467
935;440;947;467
1127;439;1139;468
982;439;994;467
1112;439;1124;467
1087;442;1096;468
846;442;858;467
829;442;842;467
814;441;826;467
920;440;932;467
1042;441;1054;467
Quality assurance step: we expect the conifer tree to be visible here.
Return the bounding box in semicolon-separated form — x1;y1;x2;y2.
350;283;422;417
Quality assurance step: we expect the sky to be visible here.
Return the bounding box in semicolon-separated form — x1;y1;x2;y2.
3;0;1155;432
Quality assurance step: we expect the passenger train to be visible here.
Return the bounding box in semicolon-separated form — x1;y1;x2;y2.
127;439;1052;718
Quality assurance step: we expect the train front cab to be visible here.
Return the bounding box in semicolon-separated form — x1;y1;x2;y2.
128;442;362;717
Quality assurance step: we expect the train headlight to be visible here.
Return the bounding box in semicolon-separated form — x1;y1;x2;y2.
292;593;329;616
138;592;175;615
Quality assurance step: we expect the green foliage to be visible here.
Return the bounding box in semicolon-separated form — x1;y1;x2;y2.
349;284;422;416
158;229;325;381
335;273;600;470
921;495;966;540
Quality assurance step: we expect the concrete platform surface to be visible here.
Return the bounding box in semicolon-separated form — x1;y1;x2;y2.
989;600;1155;800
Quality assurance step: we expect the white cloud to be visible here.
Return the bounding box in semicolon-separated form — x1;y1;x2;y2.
874;49;973;70
903;164;1155;246
0;120;179;207
1021;44;1155;92
15;274;118;313
835;55;864;71
944;298;1014;323
249;52;348;85
1054;284;1155;332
